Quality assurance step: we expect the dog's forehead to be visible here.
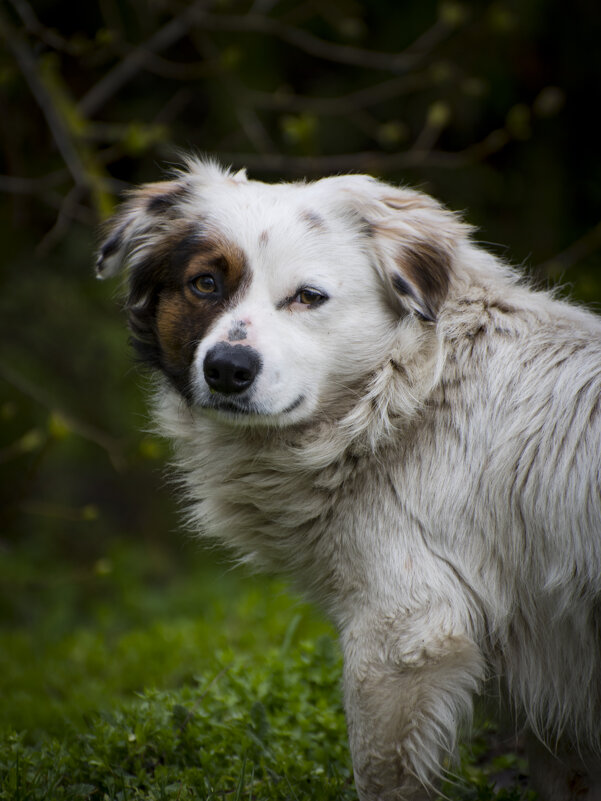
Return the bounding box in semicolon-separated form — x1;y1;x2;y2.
199;180;330;248
171;179;342;289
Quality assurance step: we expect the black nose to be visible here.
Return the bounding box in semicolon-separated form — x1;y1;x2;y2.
203;343;262;395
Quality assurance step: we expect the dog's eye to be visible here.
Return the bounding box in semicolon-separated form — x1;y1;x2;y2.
190;274;217;296
293;287;328;307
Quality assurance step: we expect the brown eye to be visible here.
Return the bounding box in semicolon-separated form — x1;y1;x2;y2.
190;274;217;296
293;287;328;307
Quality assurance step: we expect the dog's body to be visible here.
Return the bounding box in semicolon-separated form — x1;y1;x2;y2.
98;159;601;800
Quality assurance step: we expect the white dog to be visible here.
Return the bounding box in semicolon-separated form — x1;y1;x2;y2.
98;159;601;801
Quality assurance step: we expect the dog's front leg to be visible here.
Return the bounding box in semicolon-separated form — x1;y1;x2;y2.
341;610;484;801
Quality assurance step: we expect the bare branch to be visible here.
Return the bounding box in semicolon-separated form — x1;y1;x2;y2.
0;170;126;196
129;52;212;81
0;171;67;193
0;362;127;472
217;130;512;176
537;220;601;276
153;87;194;125
9;0;75;53
77;0;212;117
0;9;89;189
0;180;93;223
194;31;277;155
36;185;89;254
197;12;453;74
237;107;278;154
250;0;281;13
246;73;435;116
77;5;452;118
409;106;448;156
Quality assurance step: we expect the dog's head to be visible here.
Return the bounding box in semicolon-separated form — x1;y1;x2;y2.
97;159;467;426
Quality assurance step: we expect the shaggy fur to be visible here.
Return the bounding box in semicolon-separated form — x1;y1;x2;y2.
98;159;601;801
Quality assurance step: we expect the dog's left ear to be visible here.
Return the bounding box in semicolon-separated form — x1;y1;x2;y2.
325;176;470;322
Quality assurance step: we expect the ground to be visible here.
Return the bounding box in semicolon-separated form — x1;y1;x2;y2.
0;540;534;800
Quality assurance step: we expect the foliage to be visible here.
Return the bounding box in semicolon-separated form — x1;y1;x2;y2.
0;551;351;800
0;544;534;801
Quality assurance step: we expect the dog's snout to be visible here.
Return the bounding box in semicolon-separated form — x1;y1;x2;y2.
203;343;262;395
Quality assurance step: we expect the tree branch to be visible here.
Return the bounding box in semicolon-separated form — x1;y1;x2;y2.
77;0;212;117
9;0;75;53
245;72;434;116
197;12;452;73
217;129;511;176
0;362;127;472
537;220;601;276
77;5;453;118
0;8;89;189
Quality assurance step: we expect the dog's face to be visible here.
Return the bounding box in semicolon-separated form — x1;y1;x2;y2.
97;160;461;426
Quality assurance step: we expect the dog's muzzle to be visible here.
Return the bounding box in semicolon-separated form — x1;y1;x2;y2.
203;343;262;395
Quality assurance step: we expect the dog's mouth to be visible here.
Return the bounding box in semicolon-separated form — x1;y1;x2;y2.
199;393;305;420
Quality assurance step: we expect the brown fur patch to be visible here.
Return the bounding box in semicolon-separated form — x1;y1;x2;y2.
383;237;452;321
128;227;250;398
400;240;451;316
370;220;451;320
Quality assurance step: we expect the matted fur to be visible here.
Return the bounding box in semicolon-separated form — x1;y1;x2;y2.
98;159;601;801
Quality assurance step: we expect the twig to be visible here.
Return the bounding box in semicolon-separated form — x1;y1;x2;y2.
77;0;212;117
36;184;88;254
237;106;278;155
409;109;447;156
128;52;212;81
217;130;512;176
196;12;452;73
0;362;127;471
78;5;452;117
245;72;434;116
0;171;67;194
250;0;281;13
0;8;89;190
537;220;601;275
0;170;127;196
8;0;75;53
153;87;194;126
195;32;276;155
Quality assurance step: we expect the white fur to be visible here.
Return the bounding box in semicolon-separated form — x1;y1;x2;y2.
102;160;601;800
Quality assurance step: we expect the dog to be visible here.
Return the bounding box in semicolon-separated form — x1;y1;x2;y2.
97;158;601;801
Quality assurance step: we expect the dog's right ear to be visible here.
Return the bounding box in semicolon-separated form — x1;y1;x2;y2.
95;213;134;279
95;180;188;279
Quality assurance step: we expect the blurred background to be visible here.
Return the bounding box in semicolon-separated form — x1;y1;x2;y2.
1;0;600;644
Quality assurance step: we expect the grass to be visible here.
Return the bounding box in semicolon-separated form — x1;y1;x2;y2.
0;537;534;800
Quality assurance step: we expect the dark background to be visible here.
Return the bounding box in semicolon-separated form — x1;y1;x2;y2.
1;0;600;626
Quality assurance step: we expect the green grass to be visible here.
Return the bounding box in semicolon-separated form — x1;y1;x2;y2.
0;539;534;800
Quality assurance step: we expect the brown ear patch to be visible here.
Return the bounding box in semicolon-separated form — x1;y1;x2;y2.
396;239;452;321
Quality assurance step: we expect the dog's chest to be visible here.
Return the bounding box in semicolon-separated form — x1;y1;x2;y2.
180;428;400;598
